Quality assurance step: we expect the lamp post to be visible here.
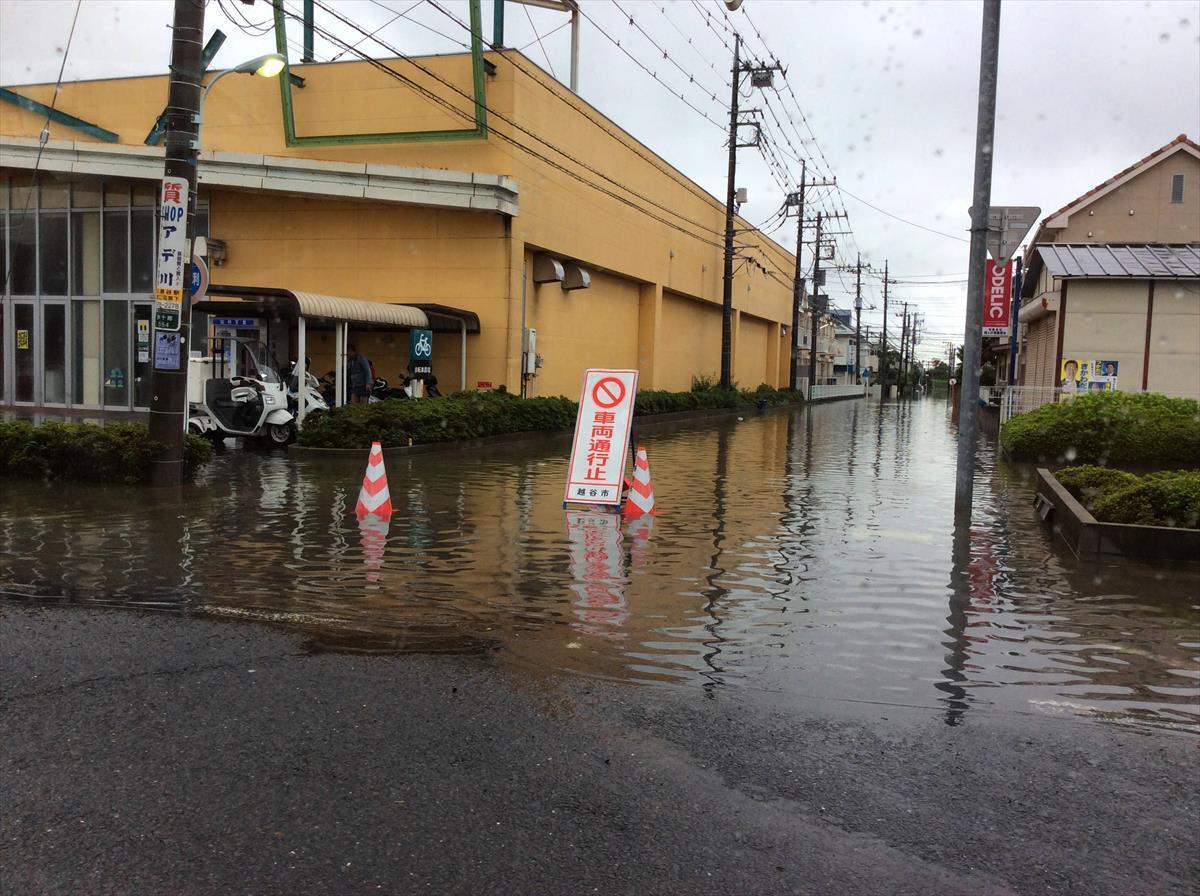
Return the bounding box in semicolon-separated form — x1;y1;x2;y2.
148;39;286;487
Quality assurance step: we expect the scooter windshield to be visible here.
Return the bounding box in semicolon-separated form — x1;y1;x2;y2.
238;341;281;384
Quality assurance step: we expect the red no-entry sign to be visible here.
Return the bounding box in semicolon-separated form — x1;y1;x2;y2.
592;376;626;409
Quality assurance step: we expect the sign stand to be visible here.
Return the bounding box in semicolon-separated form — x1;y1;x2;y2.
563;369;639;512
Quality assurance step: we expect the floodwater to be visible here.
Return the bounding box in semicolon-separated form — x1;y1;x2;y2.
2;398;1198;732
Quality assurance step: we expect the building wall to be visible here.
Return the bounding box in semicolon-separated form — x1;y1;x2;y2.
1;51;798;400
1060;280;1151;392
1052;150;1200;244
656;291;722;392
1147;281;1200;394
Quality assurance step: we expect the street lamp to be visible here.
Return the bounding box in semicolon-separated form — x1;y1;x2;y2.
195;53;286;134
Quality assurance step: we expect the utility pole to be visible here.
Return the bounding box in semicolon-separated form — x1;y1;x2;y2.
149;0;205;486
807;213;823;400
880;260;890;392
899;304;910;397
720;33;740;390
955;0;1002;521
720;38;782;389
788;160;806;390
854;254;863;384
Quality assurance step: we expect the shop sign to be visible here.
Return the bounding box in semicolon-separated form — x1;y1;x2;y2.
476;381;493;389
982;259;1012;336
190;255;209;301
154;177;189;332
564;369;639;507
409;329;433;361
16;329;29;350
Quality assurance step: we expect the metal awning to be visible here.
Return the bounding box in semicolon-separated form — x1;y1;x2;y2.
194;285;428;330
411;303;481;334
1035;244;1200;280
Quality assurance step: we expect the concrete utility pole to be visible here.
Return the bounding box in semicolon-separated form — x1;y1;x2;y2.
807;213;824;400
854;254;863;384
149;0;205;486
955;0;1002;520
788;160;806;390
899;304;910;396
720;39;782;389
880;260;890;391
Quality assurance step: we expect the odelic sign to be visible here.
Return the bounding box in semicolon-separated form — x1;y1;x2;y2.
564;369;639;507
982;259;1013;336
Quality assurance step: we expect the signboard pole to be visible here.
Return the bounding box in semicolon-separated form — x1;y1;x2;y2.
955;0;1001;523
147;0;204;487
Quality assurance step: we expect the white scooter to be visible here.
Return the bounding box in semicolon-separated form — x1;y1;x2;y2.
284;360;330;418
187;338;295;446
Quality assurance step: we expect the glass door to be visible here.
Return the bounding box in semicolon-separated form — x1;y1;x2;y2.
133;303;152;409
102;300;129;408
43;302;68;405
13;302;35;404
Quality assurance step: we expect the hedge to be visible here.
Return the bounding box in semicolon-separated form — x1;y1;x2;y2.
0;420;213;485
1000;392;1200;466
1055;465;1200;529
296;385;803;450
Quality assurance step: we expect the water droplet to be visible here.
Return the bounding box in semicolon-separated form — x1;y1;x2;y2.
1159;32;1170;42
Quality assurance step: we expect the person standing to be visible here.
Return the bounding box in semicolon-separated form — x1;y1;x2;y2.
348;344;372;405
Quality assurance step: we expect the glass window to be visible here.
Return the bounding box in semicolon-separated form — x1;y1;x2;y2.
39;181;69;209
1170;174;1184;204
0;215;7;294
133;184;157;206
44;304;67;403
72;183;101;208
104;183;128;207
14;302;35;402
9;212;36;295
39;211;69;295
103;301;128;406
103;210;128;293
133;305;152;408
0;303;4;399
11;184;33;213
73;300;102;405
0;177;7;209
71;212;101;295
131;208;156;293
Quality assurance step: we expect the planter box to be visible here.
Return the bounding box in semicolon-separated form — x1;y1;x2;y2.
1034;468;1200;562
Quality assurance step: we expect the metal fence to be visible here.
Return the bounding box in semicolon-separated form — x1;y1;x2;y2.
999;386;1200;424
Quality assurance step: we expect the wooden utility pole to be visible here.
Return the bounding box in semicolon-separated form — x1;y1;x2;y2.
148;0;205;486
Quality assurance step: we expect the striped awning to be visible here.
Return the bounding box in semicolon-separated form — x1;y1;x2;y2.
195;285;428;330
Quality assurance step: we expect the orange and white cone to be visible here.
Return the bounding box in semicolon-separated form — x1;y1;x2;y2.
355;441;393;519
622;445;656;517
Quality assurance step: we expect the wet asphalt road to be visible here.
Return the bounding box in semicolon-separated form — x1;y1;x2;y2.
2;605;1197;896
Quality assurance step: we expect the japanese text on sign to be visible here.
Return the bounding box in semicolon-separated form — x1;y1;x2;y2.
982;259;1013;337
564;369;638;507
154;177;190;332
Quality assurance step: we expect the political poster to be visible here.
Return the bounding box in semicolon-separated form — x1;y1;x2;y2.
1060;359;1118;393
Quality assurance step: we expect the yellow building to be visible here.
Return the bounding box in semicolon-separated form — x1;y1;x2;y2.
0;42;821;412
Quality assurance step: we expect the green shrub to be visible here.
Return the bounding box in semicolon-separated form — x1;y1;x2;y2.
297;387;804;449
1090;471;1200;529
0;420;213;484
1001;392;1200;466
1054;464;1139;511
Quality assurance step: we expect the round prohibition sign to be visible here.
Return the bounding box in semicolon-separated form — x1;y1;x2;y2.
592;376;626;409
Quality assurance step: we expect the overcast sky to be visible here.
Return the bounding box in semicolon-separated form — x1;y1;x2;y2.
3;0;1198;358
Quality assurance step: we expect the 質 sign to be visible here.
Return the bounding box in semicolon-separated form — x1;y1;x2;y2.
564;369;639;507
154;177;189;331
982;259;1012;337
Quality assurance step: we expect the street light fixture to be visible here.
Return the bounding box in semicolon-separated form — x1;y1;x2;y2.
194;53;286;136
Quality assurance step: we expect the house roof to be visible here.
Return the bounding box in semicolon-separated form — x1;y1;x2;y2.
1035;244;1200;280
1039;135;1199;232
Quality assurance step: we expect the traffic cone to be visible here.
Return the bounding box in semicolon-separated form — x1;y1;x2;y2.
355;441;393;519
622;445;656;517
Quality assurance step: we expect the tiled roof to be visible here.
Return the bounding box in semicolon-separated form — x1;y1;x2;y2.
1036;244;1200;279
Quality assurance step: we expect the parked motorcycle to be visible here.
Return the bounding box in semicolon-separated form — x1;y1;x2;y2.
187;339;295;446
284;359;329;418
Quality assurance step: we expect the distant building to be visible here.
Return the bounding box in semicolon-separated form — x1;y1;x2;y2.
1017;135;1200;396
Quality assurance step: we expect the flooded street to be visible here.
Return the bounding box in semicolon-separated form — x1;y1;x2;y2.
3;397;1198;731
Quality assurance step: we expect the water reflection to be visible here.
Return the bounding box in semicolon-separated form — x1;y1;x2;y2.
2;400;1198;731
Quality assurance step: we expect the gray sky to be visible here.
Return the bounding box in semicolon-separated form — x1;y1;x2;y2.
3;0;1198;358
